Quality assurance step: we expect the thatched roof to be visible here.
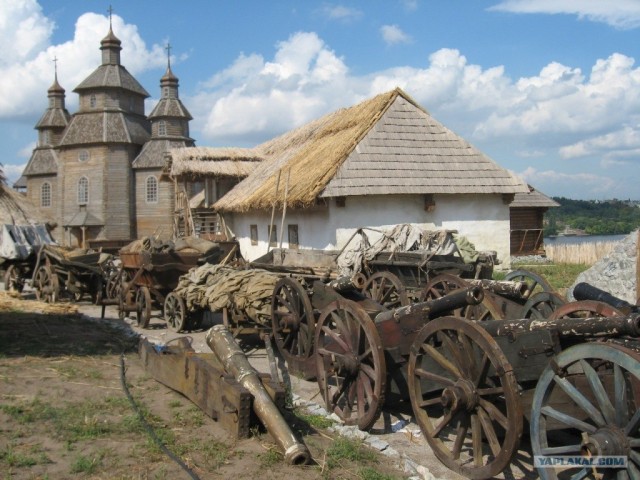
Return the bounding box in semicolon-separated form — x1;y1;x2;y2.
0;180;54;225
214;88;528;212
133;139;194;169
168;147;263;177
511;185;560;208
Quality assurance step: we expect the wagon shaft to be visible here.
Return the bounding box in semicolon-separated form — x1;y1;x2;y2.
480;314;640;339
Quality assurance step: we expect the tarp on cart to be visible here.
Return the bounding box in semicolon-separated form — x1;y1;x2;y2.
0;224;56;261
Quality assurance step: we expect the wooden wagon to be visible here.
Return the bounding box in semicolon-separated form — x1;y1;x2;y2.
117;240;239;329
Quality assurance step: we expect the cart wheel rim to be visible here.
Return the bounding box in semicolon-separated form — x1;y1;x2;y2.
164;292;187;332
530;342;640;480
408;316;522;479
362;271;409;309
136;286;152;328
315;299;386;431
271;277;315;361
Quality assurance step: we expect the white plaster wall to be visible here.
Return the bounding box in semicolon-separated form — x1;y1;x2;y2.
225;193;511;268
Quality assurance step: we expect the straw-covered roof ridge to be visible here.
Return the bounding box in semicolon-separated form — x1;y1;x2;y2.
214;89;406;212
169;146;264;177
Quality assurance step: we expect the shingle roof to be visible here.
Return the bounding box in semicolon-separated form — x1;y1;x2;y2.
133;139;195;169
74;65;149;97
214;88;528;212
510;185;560;208
23;148;58;176
59;112;150;146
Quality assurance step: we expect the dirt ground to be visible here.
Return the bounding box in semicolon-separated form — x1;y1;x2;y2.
0;290;539;480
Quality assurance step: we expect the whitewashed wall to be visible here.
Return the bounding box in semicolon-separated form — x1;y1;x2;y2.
226;193;511;268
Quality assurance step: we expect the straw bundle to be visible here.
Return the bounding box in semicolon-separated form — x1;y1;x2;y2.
169;147;263;177
0;291;79;316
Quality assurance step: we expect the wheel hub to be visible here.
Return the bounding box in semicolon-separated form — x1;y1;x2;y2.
441;379;478;412
581;426;630;457
335;353;360;376
277;312;300;331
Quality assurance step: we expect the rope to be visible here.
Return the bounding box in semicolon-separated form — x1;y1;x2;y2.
119;353;201;480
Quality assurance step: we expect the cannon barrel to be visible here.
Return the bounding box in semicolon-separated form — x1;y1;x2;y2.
206;325;311;465
479;314;640;339
573;282;638;314
467;279;530;300
327;273;367;292
374;285;484;325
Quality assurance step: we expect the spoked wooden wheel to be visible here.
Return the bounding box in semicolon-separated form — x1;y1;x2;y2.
520;291;567;319
408;316;522;479
548;300;625;320
34;266;59;303
271;277;315;362
504;269;553;297
315;299;386;430
420;274;504;321
530;342;640;480
362;271;409;308
3;265;24;293
135;286;152;328
164;292;188;332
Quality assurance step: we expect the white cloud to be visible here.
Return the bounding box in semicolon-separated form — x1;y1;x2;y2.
3;162;28;182
401;0;419;12
318;4;362;21
489;0;640;29
0;7;166;119
380;25;412;45
560;126;640;159
519;166;616;195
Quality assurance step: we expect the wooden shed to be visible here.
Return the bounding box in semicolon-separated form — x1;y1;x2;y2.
509;185;559;256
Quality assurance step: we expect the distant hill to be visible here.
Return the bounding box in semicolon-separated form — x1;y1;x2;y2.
545;197;640;236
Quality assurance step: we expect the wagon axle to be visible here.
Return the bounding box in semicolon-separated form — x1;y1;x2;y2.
441;379;479;413
581;426;631;458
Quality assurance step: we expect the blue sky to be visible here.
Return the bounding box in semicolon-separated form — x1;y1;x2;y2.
2;0;640;200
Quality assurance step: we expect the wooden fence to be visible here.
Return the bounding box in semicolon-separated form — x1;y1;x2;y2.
544;240;619;265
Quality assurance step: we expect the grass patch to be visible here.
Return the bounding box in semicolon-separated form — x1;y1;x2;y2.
258;448;282;467
295;410;334;429
502;262;590;294
326;437;377;469
0;443;51;467
358;467;403;480
70;451;105;474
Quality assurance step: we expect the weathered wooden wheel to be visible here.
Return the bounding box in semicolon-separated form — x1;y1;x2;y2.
135;286;152;328
548;300;625;320
315;299;386;430
420;273;504;321
530;342;640;479
3;265;24;293
408;316;523;479
362;271;409;309
520;291;567;319
271;277;315;362
504;269;553;297
117;271;133;320
34;265;59;303
164;292;188;332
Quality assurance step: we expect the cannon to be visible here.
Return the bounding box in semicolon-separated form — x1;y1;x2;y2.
314;285;484;431
573;281;639;314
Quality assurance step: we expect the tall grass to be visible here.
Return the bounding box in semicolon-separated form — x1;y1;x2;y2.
545;240;619;265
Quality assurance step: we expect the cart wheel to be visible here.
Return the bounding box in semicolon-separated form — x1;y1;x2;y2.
520;291;567;319
3;265;24;293
165;292;188;333
420;273;504;321
73;291;84;302
530;342;640;480
34;266;59;303
362;271;409;309
136;286;152;328
408;316;522;479
315;299;386;431
106;269;122;301
271;277;315;363
504;269;553;297
547;300;625;320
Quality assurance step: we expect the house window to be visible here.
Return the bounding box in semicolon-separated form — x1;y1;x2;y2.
77;176;89;204
43;131;50;146
288;225;299;249
146;176;158;203
250;225;258;246
90;94;96;108
268;225;277;247
158;120;167;136
41;182;51;208
129;97;135;111
78;150;90;162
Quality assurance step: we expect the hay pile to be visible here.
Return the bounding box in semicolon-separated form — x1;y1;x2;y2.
0;291;79;316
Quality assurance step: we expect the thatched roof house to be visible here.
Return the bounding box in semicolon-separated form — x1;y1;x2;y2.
214;88;526;213
167;147;263;179
207;88;527;265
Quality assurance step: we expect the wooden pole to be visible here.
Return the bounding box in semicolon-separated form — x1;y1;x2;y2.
279;169;290;249
267;170;281;253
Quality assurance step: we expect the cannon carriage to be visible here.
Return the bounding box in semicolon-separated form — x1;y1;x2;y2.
314;272;640;479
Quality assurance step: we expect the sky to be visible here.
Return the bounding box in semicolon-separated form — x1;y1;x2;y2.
2;0;640;201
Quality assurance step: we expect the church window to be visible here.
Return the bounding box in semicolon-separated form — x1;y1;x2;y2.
77;177;89;204
158;121;167;136
41;182;51;208
145;176;158;203
78;150;90;162
90;94;96;108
